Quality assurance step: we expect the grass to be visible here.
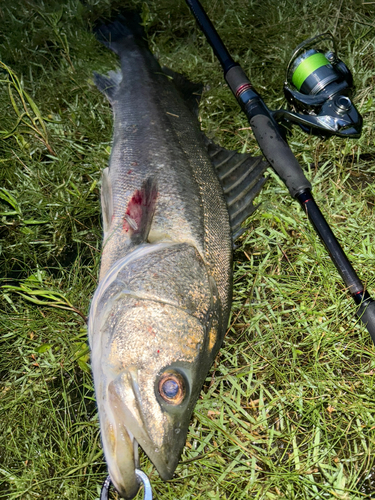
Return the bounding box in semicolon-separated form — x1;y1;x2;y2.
1;0;375;498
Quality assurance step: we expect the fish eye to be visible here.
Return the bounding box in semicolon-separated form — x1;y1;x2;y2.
158;371;186;405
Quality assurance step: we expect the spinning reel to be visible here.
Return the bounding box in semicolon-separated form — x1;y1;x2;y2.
273;33;362;138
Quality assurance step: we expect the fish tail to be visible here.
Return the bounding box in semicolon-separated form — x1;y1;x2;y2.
95;12;146;55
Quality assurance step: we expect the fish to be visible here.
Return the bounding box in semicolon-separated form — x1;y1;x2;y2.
88;13;267;499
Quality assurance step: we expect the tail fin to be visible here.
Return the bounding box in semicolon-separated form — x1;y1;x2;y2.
95;12;146;55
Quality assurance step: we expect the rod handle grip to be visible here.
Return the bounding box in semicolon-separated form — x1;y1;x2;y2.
249;113;312;197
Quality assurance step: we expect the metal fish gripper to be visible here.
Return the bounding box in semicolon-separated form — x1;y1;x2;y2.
100;470;153;500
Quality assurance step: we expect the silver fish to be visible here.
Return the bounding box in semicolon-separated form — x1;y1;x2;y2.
88;14;267;499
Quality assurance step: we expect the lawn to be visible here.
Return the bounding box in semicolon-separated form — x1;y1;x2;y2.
1;0;375;498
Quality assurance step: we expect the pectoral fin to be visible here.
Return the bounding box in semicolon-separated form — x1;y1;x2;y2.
93;70;122;104
101;167;113;238
123;177;158;245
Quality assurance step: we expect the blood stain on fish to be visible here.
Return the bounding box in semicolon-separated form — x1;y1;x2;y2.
123;184;158;233
122;190;145;232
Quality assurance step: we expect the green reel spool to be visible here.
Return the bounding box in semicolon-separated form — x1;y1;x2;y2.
291;50;330;92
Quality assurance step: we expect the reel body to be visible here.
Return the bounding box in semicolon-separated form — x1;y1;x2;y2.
274;33;362;138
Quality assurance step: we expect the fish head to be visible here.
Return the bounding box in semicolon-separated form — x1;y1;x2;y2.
94;301;216;498
89;244;223;499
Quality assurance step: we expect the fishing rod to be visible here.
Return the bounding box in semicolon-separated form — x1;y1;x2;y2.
185;0;375;342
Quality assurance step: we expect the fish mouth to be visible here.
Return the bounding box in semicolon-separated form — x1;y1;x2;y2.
99;393;139;499
101;369;187;498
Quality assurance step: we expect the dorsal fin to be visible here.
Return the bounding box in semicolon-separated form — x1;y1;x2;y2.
206;139;268;242
162;67;203;117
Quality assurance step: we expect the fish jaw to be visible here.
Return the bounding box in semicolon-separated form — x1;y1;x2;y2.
98;400;139;499
97;360;202;498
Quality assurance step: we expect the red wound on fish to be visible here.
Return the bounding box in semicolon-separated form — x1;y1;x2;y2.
123;178;158;240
